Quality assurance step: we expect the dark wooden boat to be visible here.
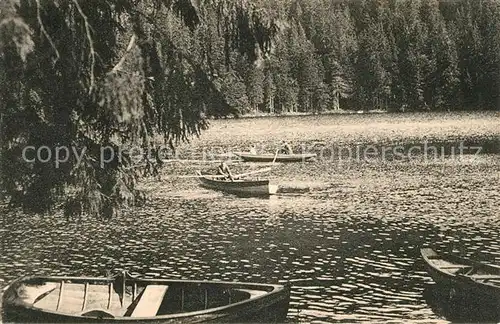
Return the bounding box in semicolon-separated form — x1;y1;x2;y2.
421;248;500;303
2;271;291;323
197;172;278;197
234;152;317;163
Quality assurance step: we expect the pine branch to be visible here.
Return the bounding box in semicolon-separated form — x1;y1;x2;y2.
111;35;137;73
35;0;59;63
72;0;96;94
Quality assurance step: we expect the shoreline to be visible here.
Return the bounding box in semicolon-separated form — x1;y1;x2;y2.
228;109;388;119
211;108;499;120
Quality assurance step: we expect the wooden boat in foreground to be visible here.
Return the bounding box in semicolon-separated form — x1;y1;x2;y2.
2;271;291;323
234;152;317;163
421;248;500;303
197;172;278;197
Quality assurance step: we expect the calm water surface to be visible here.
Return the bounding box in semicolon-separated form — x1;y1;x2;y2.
1;112;499;323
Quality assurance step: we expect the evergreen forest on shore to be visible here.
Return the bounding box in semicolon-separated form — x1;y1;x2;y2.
196;0;500;114
246;0;500;113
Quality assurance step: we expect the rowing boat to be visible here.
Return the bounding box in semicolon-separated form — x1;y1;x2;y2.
421;248;500;303
2;271;291;323
234;152;317;163
197;172;278;197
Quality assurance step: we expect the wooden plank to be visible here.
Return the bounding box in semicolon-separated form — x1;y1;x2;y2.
107;283;113;309
82;283;89;311
58;283;85;314
130;285;168;318
56;281;64;311
471;274;500;279
82;283;126;316
85;284;109;311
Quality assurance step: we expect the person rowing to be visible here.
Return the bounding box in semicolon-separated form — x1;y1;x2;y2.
217;160;234;181
278;141;293;155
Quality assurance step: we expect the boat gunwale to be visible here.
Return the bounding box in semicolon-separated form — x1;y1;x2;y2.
3;275;289;321
420;248;500;291
197;172;276;196
199;176;270;187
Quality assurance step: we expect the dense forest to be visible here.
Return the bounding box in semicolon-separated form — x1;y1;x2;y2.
198;0;500;114
0;0;498;218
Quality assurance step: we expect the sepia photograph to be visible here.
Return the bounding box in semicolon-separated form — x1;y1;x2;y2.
0;0;499;323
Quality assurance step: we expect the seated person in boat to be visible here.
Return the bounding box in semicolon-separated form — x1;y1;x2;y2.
279;141;293;154
218;161;234;181
249;145;257;155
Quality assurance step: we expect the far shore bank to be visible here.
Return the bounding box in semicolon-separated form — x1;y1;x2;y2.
243;109;387;117
215;108;499;119
214;109;388;119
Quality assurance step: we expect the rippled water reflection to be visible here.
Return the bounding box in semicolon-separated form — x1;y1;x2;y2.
1;112;499;323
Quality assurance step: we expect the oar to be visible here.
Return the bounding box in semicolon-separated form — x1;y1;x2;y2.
176;174;228;179
232;167;272;179
162;159;237;164
173;167;272;179
195;171;228;179
272;149;279;164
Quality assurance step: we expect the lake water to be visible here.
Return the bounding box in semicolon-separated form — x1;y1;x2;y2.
1;112;499;322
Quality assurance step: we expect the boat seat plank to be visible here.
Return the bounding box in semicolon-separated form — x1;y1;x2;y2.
82;283;89;311
84;284;126;316
85;284;112;311
130;285;168;318
57;283;86;313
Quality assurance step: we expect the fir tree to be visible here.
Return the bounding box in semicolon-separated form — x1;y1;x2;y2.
0;0;278;218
